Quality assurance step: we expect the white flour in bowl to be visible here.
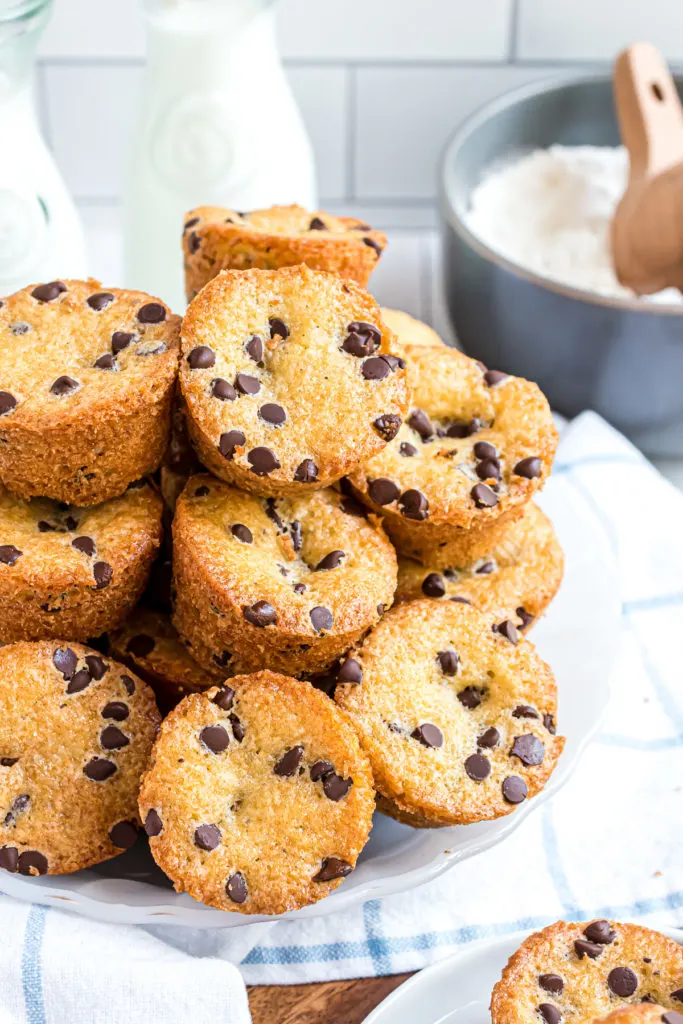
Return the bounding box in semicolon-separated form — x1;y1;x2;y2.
466;144;683;305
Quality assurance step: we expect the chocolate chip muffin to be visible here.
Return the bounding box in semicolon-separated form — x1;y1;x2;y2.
0;479;163;643
182;204;387;300
395;502;564;631
335;599;563;827
109;605;216;714
490;921;683;1024
595;1008;683;1024
347;343;558;554
179;265;410;497
138;671;375;915
0;279;180;505
172;475;398;677
0;640;159;875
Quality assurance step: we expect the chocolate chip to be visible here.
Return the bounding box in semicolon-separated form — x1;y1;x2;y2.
294;459;318;483
243;601;276;627
0;392;16;416
101;725;129;750
84;758;117;781
53;647;77;679
10;322;30;335
144;809;163;836
109;821;138;849
437;649;459;675
229;714;245;742
662;1015;683;1024
478;727;500;749
539;975;564;996
494;620;519;644
246;335;263;363
537;1005;561;1024
265;499;285;532
309;761;333;783
476;458;501;481
471;483;498;508
476;561;495;575
543;713;556;735
290;520;303;553
502;775;527;804
513;704;539;719
314;857;352;882
608;967;638;997
93;562;113;589
511;734;545;766
274;746;304;777
260;403;286;426
200;724;230;754
67;668;92;694
87;292;114;311
399;442;417;457
484;369;508;386
248;447;281;475
269;318;289;339
184;217;200;232
422;572;445;598
138;302;166;323
373;414;402;441
127;634;155;658
187;345;215;369
72;535;96;557
102;701;129;721
517;606;535;631
231;523;253;544
369;478;399;505
412;723;443;748
342;331;376;358
574;939;603;959
187;231;200;253
362;356;390;380
219;430;246;459
348;321;381;346
583;920;616;944
212;687;235;710
17;851;48;876
465;753;491;780
226;872;248;903
458;686;482;709
112;331;135;354
3;794;30;827
32;281;66;302
0;758;18;767
363;237;383;255
408;409;434;441
0;847;18;872
194;485;210;497
309;216;327;230
323;773;352;801
195;824;222;851
672;991;683;1003
310;606;333;632
473;441;497;459
399;489;429;520
235;372;260;395
338;657;362;684
0;545;21;566
514;457;542;479
316;550;344;571
50;376;79;396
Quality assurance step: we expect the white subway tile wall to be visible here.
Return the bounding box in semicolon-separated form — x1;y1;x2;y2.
34;0;678;323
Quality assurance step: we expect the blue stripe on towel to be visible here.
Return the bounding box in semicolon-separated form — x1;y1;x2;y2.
22;905;48;1024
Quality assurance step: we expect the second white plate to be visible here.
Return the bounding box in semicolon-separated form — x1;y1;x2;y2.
0;471;621;927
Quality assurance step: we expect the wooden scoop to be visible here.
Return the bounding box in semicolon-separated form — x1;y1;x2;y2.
612;42;683;295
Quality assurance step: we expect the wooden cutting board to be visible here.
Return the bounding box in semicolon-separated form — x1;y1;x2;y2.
248;974;413;1024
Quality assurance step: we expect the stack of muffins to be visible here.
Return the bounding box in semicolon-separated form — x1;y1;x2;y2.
0;204;564;916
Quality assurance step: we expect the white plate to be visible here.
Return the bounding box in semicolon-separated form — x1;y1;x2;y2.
363;927;683;1024
0;474;621;927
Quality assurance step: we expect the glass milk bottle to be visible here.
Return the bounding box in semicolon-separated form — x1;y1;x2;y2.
124;0;317;311
0;0;86;296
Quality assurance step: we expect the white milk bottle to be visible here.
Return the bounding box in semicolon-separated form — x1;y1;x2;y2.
0;0;86;296
124;0;317;311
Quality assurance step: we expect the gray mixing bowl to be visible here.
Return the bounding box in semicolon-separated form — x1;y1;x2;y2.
439;73;683;456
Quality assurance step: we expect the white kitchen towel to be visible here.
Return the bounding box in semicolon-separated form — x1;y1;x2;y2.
1;410;682;1016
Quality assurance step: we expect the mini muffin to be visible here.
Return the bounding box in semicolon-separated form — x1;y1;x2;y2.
379;308;445;351
0;640;159;875
335;600;563;827
109;606;215;714
347;343;558;552
395;502;563;631
179;265;410;497
172;475;398;677
594;1008;683;1024
183;204;387;299
139;671;376;915
0;479;163;643
0;279;180;505
490;920;683;1024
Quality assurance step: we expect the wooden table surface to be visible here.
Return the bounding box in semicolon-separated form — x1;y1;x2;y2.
248;974;414;1024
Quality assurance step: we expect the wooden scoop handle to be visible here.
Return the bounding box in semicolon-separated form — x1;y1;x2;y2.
614;42;683;183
